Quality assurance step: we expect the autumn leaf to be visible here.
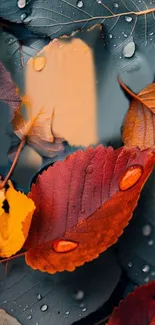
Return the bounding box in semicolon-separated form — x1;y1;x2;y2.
24;145;155;274
0;61;21;117
119;78;155;150
0;309;22;325
108;281;155;325
0;180;35;258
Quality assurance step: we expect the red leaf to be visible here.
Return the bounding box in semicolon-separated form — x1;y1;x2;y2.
108;281;155;325
25;145;155;273
0;61;20;117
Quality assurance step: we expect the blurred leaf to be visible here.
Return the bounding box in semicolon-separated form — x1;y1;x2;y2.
0;309;22;325
0;249;121;325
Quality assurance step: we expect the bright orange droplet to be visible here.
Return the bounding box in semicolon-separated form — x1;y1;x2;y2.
33;56;46;72
119;165;143;191
52;239;78;253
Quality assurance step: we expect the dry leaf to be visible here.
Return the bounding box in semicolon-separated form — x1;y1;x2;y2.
119;78;155;149
24;145;155;273
0;181;35;258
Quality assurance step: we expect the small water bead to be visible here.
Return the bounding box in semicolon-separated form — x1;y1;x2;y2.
77;0;84;7
119;165;143;191
148;240;154;246
73;290;84;301
142;265;150;273
150;32;154;36
124;34;128;38
33;56;46;72
52;239;78;253
82;308;87;312
86;165;93;174
113;2;119;8
79;314;82;317
144;276;149;283
27;315;32;320
37;293;42;301
125;16;133;22
80;303;85;308
151;271;155;276
65;311;70;315
96;0;102;3
40;304;48;312
109;34;113;39
17;0;26;8
142;225;152;236
123;41;136;58
20;13;27;21
128;262;133;268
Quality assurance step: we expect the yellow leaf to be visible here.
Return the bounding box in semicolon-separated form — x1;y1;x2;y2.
0;181;35;258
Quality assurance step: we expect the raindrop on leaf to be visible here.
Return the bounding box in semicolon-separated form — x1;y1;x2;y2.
76;0;84;7
125;16;133;22
142;265;150;273
40;305;48;312
142;225;152;236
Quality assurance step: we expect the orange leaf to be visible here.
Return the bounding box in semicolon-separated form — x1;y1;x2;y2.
108;281;155;325
0;181;35;258
0;309;22;325
119;78;155;149
24;145;155;274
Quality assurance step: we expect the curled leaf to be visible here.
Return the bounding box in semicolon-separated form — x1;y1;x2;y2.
25;145;155;273
108;281;155;325
0;61;20;118
119;78;155;149
0;181;35;258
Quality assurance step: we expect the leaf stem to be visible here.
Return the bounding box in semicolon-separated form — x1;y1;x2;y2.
0;136;26;190
0;251;26;264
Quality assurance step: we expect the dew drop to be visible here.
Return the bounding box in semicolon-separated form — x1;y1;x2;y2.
123;41;135;58
113;2;119;8
142;265;150;273
125;16;133;22
11;309;14;312
86;165;93;174
65;310;70;315
40;304;48;312
150;32;154;36
119;165;143;191
3;300;7;304
52;239;78;253
144;276;149;283
76;0;84;7
151;271;155;276
33;56;46;72
37;293;42;301
82;308;87;312
109;33;113;39
128;262;133;268
27;315;32;320
20;13;27;21
80;303;85;308
73;290;84;301
148;239;154;246
142;224;152;236
124;33;128;38
96;0;102;3
17;0;26;8
79;314;82;317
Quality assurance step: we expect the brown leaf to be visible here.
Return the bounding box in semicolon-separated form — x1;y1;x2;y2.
0;309;22;324
119;78;155;149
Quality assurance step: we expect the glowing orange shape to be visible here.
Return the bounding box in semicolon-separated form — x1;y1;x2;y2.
119;165;143;191
52;239;78;253
33;56;46;72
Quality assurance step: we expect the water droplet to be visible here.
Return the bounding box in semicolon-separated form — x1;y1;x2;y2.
65;310;70;315
11;309;13;312
123;41;136;58
119;165;143;191
40;304;48;312
151;271;155;276
109;33;113;39
142;224;152;236
80;303;85;308
20;13;27;21
82;308;87;312
150;32;154;36
113;2;119;8
96;0;102;3
142;265;150;273
86;165;93;174
52;239;78;253
76;0;83;7
17;0;26;8
27;315;32;320
128;262;133;268
124;33;128;38
37;294;42;301
144;276;149;283
73;290;84;301
33;56;46;72
79;314;82;317
3;300;7;304
36;323;39;325
148;239;154;246
125;16;133;22
8;38;13;44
